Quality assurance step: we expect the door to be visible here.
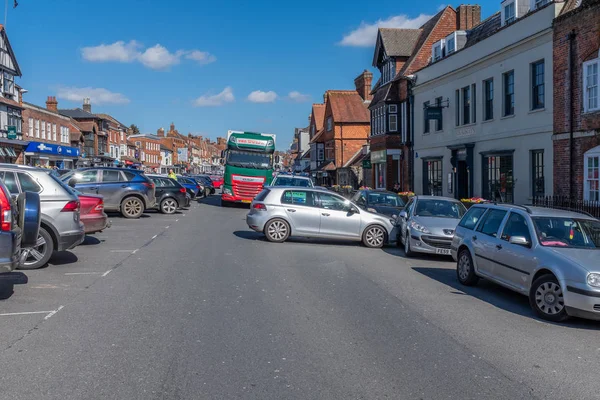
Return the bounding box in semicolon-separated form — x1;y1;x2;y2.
280;190;321;235
457;161;469;199
150;177;166;201
316;192;361;238
495;212;536;291
97;169;127;208
472;209;508;277
72;169;100;195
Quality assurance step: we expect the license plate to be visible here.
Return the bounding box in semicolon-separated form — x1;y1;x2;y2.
436;248;451;255
241;200;251;203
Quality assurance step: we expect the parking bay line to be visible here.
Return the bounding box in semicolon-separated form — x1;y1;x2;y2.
0;310;54;317
64;272;102;276
110;250;137;253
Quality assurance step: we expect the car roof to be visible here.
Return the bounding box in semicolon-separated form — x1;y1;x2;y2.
275;175;311;180
0;163;46;171
468;203;598;220
414;195;461;202
79;167;143;172
361;189;397;194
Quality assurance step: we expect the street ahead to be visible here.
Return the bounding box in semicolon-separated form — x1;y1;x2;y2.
0;196;599;400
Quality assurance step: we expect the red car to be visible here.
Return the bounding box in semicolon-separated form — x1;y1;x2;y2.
78;194;110;234
210;175;224;189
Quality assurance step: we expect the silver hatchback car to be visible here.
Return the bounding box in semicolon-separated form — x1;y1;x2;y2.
452;204;600;322
0;165;85;269
246;187;397;248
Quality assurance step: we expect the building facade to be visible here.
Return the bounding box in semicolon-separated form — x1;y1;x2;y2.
129;134;161;172
412;1;560;204
552;0;600;201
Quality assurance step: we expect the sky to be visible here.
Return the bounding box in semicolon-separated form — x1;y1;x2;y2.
6;0;499;149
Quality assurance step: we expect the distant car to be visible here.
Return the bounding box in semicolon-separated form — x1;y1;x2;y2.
351;189;405;218
0;165;85;269
48;169;71;177
61;168;156;219
210;175;224;190
177;176;204;199
246;187;397;248
191;175;215;195
147;175;191;214
453;204;600;322
77;193;110;234
270;174;314;188
397;195;466;257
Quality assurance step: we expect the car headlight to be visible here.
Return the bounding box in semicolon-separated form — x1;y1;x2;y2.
587;273;600;288
410;221;430;234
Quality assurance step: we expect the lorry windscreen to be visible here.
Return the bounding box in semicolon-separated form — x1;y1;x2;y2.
227;150;272;169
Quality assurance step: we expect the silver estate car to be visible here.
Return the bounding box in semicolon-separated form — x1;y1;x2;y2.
0;165;85;269
246;187;397;248
452;204;600;322
397;196;466;257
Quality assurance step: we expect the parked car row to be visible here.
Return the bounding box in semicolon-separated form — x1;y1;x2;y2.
0;166;216;272
246;187;600;323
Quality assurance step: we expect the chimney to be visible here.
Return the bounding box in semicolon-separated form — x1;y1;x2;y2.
323;92;327;104
157;127;165;137
83;97;92;113
456;5;481;31
354;70;373;102
170;122;175;132
46;96;58;112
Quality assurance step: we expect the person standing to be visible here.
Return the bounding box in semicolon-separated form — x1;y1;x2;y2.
168;169;177;180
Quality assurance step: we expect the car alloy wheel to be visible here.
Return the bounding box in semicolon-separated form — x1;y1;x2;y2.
122;197;144;219
161;198;178;214
535;281;565;316
457;249;478;286
364;226;385;248
20;227;53;270
265;219;289;243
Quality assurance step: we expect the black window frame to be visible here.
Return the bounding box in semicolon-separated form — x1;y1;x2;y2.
503;70;515;116
482;153;514;203
531;149;545;197
423;101;430;134
462;86;471;125
455;90;460;127
484;78;494;121
531;60;545;110
435;97;443;131
423;159;443;196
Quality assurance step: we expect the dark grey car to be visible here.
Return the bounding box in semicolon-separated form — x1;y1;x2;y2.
61;168;156;218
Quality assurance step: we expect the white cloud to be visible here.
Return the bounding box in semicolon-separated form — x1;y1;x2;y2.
193;87;235;107
81;40;215;70
81;40;141;62
185;50;217;65
247;90;278;103
288;91;311;103
57;86;130;105
339;12;434;47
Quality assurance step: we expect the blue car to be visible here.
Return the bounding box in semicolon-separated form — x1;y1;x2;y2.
176;176;203;199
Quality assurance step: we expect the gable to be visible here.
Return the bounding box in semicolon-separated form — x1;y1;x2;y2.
0;27;21;76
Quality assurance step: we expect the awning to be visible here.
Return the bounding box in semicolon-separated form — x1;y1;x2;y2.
25;141;80;158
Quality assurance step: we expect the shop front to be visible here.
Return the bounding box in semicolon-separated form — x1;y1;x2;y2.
371;150;386;189
24;141;80;169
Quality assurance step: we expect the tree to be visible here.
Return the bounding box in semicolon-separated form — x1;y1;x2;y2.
129;124;140;135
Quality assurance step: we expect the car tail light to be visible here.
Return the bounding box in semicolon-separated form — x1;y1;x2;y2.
0;186;11;231
253;203;267;211
143;182;155;189
61;200;80;212
179;187;186;193
93;200;104;213
196;185;201;189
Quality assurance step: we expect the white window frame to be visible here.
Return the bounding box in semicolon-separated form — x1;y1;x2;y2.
503;1;516;25
446;37;455;55
389;114;398;132
584;145;600;201
432;39;445;62
35;119;39;138
52;123;57;142
583;57;599;113
41;120;46;140
533;0;550;9
28;118;33;137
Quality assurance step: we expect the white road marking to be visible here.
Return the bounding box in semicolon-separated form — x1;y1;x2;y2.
44;305;64;320
165;226;170;229
64;272;102;276
175;219;179;222
102;270;112;277
110;250;136;253
0;310;53;317
152;234;158;239
132;249;139;254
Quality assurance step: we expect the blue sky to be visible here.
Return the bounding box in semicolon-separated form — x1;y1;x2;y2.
7;0;498;149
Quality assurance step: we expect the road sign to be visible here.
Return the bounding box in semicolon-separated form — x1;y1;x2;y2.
7;126;16;139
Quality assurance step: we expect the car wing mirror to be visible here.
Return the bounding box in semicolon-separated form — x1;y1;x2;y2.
509;236;531;247
399;210;408;219
68;178;77;188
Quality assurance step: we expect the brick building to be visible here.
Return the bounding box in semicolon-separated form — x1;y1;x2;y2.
309;76;371;186
552;0;600;201
22;96;83;168
128;134;161;172
158;123;188;169
97;113;128;164
369;5;480;191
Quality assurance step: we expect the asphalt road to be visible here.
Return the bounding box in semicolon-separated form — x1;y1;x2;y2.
0;195;599;399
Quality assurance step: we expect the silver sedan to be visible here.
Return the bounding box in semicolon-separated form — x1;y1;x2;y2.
246;187;397;248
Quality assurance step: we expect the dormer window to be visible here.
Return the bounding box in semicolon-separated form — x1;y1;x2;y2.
501;0;530;26
533;0;550;9
445;31;467;55
504;2;515;24
447;37;455;54
432;39;445;63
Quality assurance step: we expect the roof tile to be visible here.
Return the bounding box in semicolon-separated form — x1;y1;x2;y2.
378;28;422;57
327;91;369;123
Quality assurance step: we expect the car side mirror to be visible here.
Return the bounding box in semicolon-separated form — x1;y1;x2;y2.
348;206;359;215
509;236;531;247
68;178;77;188
399;210;408;220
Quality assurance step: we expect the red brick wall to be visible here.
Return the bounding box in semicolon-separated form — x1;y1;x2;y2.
553;2;600;198
22;107;71;145
333;123;369;167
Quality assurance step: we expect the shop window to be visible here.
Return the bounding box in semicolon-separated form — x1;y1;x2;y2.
531;150;544;197
482;153;514;203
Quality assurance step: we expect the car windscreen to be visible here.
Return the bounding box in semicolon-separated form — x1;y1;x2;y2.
532;217;600;248
273;177;311;187
414;199;466;218
226;150;272;169
366;192;405;207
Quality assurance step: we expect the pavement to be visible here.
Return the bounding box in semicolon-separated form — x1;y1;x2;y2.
0;195;598;399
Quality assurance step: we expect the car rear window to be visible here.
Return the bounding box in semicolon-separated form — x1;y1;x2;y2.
254;189;270;202
122;171;138;181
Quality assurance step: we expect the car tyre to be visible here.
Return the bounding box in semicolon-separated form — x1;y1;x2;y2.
121;196;144;219
160;198;178;214
363;225;386;248
404;230;414;257
19;226;53;270
264;218;290;243
529;274;569;322
456;248;479;286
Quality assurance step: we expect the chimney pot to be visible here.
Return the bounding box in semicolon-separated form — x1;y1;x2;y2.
82;97;92;113
46;95;58;112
